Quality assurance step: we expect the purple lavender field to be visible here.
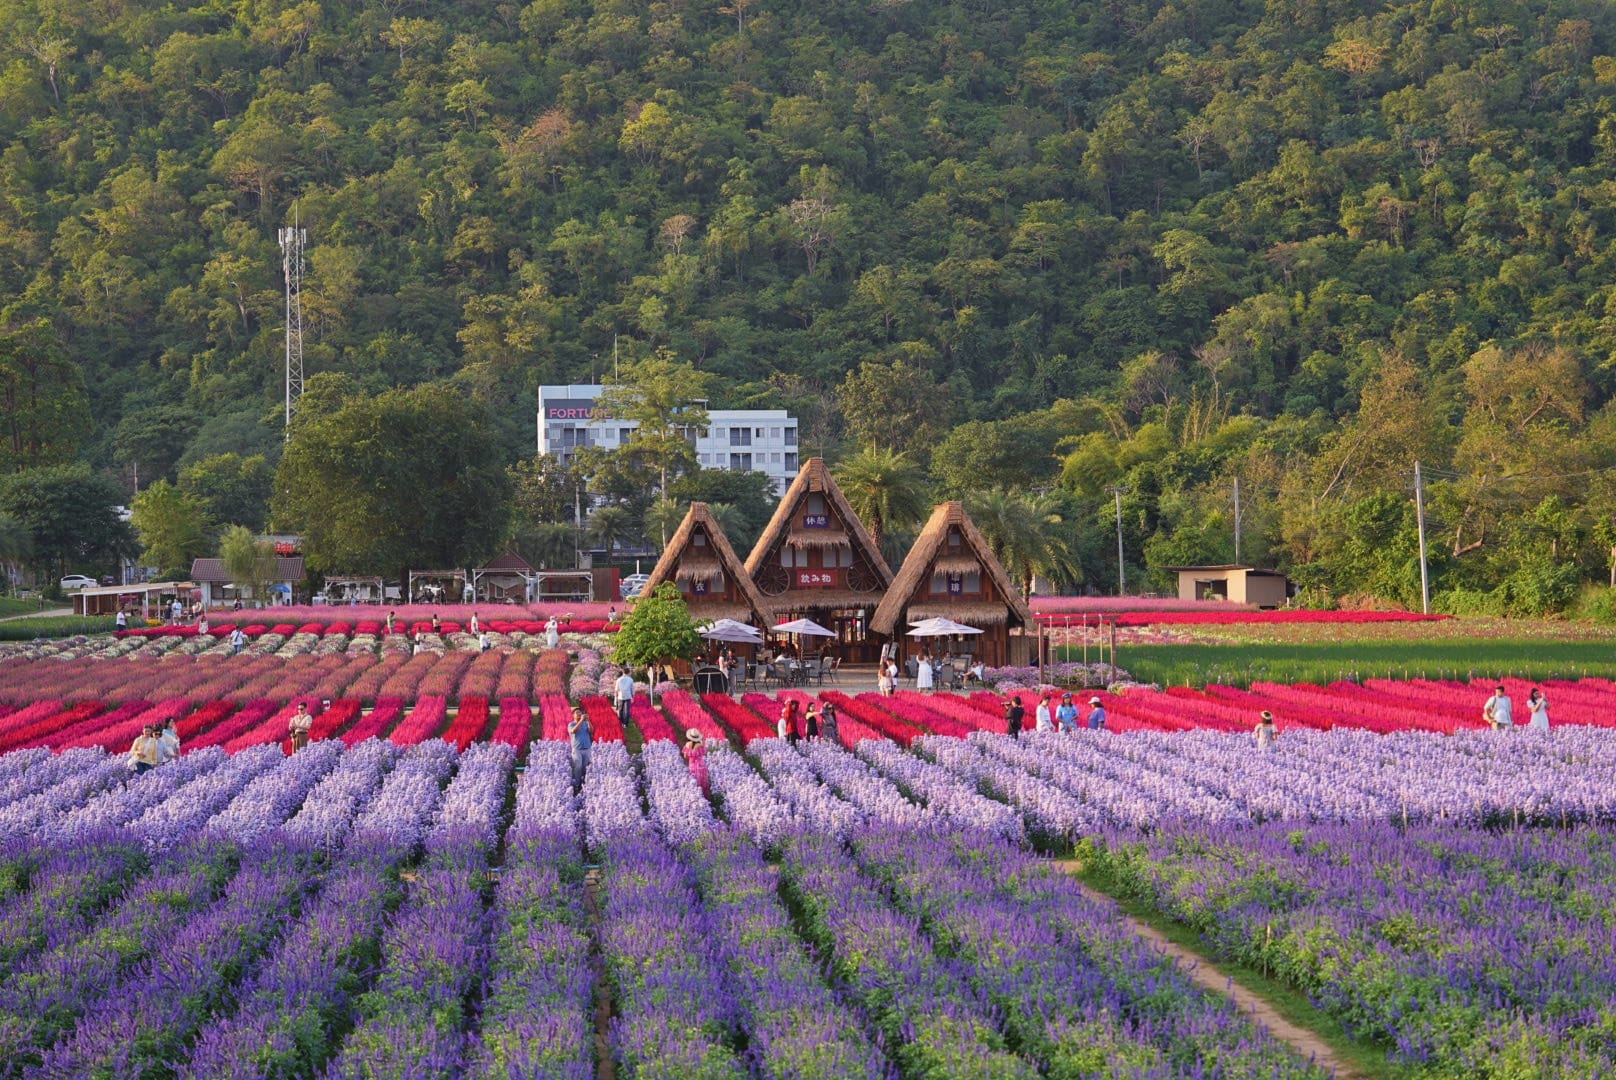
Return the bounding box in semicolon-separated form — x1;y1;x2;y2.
0;728;1611;1078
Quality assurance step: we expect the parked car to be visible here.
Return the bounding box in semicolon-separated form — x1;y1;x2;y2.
59;574;97;591
619;573;651;599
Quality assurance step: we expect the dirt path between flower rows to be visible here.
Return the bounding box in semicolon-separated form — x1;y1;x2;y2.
584;868;618;1080
1054;864;1364;1079
0;607;70;621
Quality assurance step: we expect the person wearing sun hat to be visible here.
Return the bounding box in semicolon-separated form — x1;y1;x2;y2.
1254;710;1278;751
682;727;710;796
1086;696;1107;732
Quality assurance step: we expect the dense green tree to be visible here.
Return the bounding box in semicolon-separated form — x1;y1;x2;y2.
130;480;210;576
0;319;89;473
595;351;712;500
178;453;273;533
613;582;701;670
218;524;279;603
272;383;510;576
0;464;129;580
833;447;930;554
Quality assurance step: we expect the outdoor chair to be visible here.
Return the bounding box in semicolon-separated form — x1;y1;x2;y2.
803;658;823;685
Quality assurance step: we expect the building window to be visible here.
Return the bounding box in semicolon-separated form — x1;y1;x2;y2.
730;453;751;471
730;428;751;447
714;427;725;439
754;427;764;439
806;493;826;515
784;428;797;446
784;452;798;472
771;452;781;463
770;427;780;439
754;458;766;471
781;547;796;568
620;427;633;443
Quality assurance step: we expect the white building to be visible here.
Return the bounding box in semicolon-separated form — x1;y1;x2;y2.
537;384;800;494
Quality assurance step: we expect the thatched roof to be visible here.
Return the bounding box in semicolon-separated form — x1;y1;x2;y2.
870;502;1032;636
786;526;851;548
745;458;893;608
644;502;772;626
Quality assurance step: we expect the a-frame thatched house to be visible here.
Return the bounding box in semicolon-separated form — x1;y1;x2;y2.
746;457;893;659
870;501;1034;666
642;501;772;628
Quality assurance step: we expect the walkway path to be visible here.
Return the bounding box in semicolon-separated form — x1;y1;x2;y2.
1054;863;1365;1080
0;607;71;622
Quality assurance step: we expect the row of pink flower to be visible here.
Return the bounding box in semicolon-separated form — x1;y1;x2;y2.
1031;596;1254;613
116;616;615;639
1031;609;1448;626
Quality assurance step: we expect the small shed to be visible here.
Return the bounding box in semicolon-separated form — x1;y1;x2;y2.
1163;565;1291;607
472;551;538;603
409;569;469;604
189;557;306;608
74;581;200;618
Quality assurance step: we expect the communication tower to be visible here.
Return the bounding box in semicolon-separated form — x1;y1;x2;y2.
278;214;307;435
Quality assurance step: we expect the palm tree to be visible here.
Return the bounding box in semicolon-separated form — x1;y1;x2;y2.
590;505;632;558
0;515;31;593
967;489;1079;599
834;446;929;552
641;497;686;550
514;522;578;570
707;502;745;543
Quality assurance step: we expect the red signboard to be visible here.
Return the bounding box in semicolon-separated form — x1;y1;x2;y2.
274;542;298;556
794;569;839;588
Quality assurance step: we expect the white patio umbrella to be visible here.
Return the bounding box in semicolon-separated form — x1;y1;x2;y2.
772;617;836;637
699;618;763;643
907;616;984;637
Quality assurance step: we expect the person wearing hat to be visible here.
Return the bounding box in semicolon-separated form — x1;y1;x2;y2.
288;702;314;752
568;706;593;786
682;727;710;796
1054;692;1079;733
128;724;162;773
820;700;839;746
1004;696;1024;739
1035;693;1053;733
1254;710;1278;751
1086;696;1107;732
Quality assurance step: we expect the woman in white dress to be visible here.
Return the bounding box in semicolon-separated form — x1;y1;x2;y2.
544;616;560;649
1526;688;1550;732
916;653;934;691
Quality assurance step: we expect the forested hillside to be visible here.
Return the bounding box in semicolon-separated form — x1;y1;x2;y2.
4;0;1616;609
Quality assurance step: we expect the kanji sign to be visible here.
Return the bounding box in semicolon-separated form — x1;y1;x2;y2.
802;514;830;528
794;570;838;587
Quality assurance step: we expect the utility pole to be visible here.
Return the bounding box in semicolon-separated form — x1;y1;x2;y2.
1414;460;1430;615
1108;486;1129;595
278;211;307;437
1233;476;1242;564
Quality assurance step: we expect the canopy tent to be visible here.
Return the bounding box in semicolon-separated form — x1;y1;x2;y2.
699;618;764;643
773;617;836;637
907;616;984;637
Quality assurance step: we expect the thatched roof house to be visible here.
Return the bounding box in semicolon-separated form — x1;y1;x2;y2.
870;501;1033;665
643;501;772;626
745;458;893;627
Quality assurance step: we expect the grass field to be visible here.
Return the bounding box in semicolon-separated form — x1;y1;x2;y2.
0;616;117;642
0;596;55;619
1079;639;1616;687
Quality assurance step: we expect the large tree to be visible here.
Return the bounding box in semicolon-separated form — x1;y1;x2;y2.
272;382;510;575
595;349;712;500
178;452;273;533
219;524;278;602
0;319;90;473
0;464;130;580
833;446;929;553
130;479;210;575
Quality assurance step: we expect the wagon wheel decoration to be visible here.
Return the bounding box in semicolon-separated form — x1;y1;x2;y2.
847;562;882;593
756;561;789;596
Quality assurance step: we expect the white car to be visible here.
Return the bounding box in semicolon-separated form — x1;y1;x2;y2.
59;575;97;591
620;573;651;599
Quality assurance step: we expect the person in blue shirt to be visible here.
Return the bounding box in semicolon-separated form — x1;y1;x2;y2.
1087;696;1107;731
1054;693;1079;732
568;706;592;787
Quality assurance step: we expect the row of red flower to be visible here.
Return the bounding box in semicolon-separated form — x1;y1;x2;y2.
116;617;616;639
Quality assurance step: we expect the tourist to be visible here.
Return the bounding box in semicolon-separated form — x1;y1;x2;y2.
1527;688;1550;732
229;627;246;655
385;610;396;635
156;716;181;763
1482;685;1513;731
607;605;618;623
568;706;592;786
128;724;162;773
1055;692;1079;733
1004;696;1024;739
478;630;490;652
778;699;801;746
1086;696;1107;732
469;611;480;636
1254;710;1278;751
545;615;560;650
805;702;821;741
916;652;935;692
288;702;314;752
965;659;985;685
430;613;441;635
232;598;243;612
717;652;732;692
682;728;709;796
614;667;635;725
115;610;127;631
170;598;183;625
197;614;209;636
1035;693;1053;733
820;700;839;745
877;660;895;697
